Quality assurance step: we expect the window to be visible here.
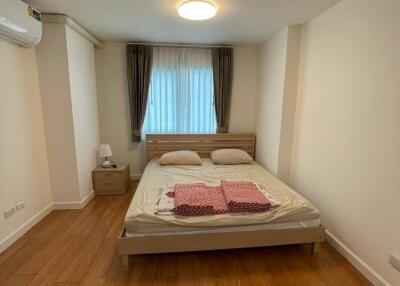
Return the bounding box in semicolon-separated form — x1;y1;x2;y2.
142;47;217;135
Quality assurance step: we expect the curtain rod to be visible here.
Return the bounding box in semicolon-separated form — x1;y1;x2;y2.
127;42;232;49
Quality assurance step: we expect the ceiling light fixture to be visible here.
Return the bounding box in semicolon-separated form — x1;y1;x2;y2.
178;1;217;21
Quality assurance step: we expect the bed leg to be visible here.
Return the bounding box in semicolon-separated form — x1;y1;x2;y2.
311;242;320;254
121;255;129;267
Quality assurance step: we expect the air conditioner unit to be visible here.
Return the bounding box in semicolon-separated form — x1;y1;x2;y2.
0;0;42;47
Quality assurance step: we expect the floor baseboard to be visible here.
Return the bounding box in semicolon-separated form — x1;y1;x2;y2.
53;190;94;210
0;191;95;254
326;229;389;286
0;203;54;253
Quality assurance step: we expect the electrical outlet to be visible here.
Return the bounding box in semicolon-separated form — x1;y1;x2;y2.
4;206;16;219
389;254;400;272
16;201;26;211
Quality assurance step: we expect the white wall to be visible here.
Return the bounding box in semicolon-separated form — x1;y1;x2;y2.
256;28;288;175
0;41;52;246
95;44;259;175
95;43;147;177
229;46;258;132
290;0;400;284
36;23;81;202
36;22;100;202
255;26;300;181
66;26;100;199
277;26;301;181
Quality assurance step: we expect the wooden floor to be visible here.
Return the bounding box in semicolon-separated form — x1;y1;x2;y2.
0;181;371;286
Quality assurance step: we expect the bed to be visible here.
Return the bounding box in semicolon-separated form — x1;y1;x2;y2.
118;134;325;266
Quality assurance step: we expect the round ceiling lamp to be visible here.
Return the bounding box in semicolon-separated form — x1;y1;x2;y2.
178;1;217;21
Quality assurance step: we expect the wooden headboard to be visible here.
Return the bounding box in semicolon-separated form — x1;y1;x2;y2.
146;134;256;162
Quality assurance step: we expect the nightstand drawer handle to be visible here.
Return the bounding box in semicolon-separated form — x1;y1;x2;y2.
105;181;112;185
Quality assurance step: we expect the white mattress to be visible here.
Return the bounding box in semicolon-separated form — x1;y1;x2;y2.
125;159;320;233
126;218;321;237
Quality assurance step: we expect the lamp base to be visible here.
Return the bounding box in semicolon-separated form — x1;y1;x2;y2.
102;160;112;168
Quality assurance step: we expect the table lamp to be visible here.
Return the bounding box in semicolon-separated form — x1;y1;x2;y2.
99;144;113;168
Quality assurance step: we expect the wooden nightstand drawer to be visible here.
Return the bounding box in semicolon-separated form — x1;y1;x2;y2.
95;176;123;190
94;171;122;181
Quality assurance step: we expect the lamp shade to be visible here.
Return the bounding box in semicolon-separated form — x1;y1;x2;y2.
99;144;112;158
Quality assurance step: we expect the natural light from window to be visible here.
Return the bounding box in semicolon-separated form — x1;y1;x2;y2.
142;47;217;135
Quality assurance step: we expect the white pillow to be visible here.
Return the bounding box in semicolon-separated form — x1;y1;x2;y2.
159;150;202;165
211;149;253;165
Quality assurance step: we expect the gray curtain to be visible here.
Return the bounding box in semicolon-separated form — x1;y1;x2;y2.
212;47;233;133
126;45;153;142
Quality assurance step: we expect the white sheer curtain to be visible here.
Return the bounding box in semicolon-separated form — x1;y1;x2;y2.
142;47;217;135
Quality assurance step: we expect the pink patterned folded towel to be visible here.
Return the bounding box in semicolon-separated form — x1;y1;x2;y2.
221;180;271;213
174;184;214;216
206;186;229;214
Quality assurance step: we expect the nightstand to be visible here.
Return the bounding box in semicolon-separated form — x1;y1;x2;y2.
92;164;130;195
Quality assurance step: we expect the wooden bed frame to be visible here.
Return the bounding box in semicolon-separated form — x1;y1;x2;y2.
118;134;325;266
145;133;257;161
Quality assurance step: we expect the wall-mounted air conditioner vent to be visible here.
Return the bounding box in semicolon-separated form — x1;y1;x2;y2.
0;0;42;47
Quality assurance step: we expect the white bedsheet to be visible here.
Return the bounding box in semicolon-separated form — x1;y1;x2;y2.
125;159;320;233
125;218;321;237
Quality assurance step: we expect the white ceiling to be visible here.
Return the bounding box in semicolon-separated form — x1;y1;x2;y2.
27;0;341;44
